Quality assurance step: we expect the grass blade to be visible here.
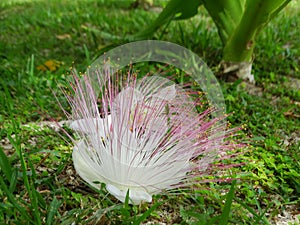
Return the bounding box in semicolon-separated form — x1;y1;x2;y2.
0;146;12;181
0;175;32;222
133;201;163;225
235;197;271;224
46;197;62;225
9;169;18;193
218;180;236;225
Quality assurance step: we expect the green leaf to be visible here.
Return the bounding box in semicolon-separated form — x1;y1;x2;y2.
173;0;203;20
235;197;271;224
180;206;208;223
133;201;163;225
218;180;236;225
0;175;33;222
133;0;203;39
46;197;62;225
202;0;246;44
9;169;18;193
0;146;12;181
124;189;130;208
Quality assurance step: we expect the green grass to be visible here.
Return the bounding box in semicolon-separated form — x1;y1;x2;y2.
0;0;299;224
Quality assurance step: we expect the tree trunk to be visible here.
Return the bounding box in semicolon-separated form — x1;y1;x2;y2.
221;61;254;83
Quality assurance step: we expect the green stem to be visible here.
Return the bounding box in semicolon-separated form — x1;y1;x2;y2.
202;0;245;44
223;0;291;63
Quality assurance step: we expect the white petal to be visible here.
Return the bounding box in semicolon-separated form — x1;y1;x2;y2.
70;116;111;135
72;141;104;189
153;84;176;101
106;184;152;205
112;87;144;111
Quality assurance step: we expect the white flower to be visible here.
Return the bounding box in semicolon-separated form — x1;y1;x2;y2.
66;72;230;205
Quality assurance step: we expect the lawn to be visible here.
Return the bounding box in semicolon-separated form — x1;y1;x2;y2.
0;0;299;224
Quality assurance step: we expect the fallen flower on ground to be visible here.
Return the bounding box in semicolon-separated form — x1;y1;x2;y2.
62;65;242;205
